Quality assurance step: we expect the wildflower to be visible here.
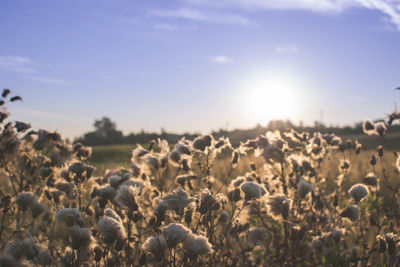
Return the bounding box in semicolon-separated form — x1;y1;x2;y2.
15;191;37;212
230;176;245;187
17;238;40;260
348;183;369;202
131;145;149;163
162;223;192;248
232;151;239;164
182;234;213;259
104;208;122;223
377;235;387;253
98;216;127;244
310;236;324;251
374;122;386;136
96;185;116;199
385;233;397;255
218;210;229;223
156;188;192;215
364;172;377;186
36;250;52;266
192;135;212;151
68;162;86;177
142;235;167;261
55;208;83;227
339;159;350;172
115;185;139;211
363;120;375;135
299;180;312;198
69;226;92;250
240;182;266;200
198;190;218;214
246;227;268;246
145;155;160;170
267;194;290;219
94;245;103;262
169;149;181;164
55;181;73;195
14;121;31;132
370;154;377;166
355;140;362;154
228;188;241;202
30;202;47;219
176;142;191;155
109;175;124;188
340;205;360;221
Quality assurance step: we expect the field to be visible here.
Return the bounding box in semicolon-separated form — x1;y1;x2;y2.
3;95;400;266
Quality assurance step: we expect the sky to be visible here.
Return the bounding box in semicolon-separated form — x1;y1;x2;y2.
1;0;400;139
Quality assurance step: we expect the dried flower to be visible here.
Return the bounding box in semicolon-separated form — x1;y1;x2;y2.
246;227;268;246
142;235;167;261
364;172;377;186
156;188;192;215
55;208;83;227
115;185;139;211
299;180;312;198
348;183;369;202
240;182;266;200
363;120;375;135
14;192;37;212
98;216;127;244
267;194;290;219
374;122;386;136
162;223;192;248
340;205;360;221
182;234;213;259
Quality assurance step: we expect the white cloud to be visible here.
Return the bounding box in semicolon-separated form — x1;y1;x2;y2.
356;0;400;30
27;76;73;86
150;7;252;25
0;56;36;73
276;44;300;54
184;0;356;12
154;23;177;31
0;55;72;85
183;0;400;30
12;107;76;121
212;55;233;63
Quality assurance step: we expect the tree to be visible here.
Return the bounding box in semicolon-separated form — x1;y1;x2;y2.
94;117;117;138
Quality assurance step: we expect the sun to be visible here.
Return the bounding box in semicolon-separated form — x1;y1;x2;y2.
242;75;300;125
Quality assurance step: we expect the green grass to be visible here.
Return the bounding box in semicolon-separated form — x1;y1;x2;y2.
89;144;136;174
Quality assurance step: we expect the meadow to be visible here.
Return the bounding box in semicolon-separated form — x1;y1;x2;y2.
2;89;400;266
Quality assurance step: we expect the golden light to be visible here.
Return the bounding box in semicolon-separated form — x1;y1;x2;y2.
241;74;301;125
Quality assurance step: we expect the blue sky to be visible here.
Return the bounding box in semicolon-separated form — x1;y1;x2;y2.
1;0;400;138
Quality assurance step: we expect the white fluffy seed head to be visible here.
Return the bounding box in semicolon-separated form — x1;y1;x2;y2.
115;185;139;211
240;182;266;200
103;208;122;223
374;122;387;136
348;183;369;202
299;180;312;198
15;192;37;211
267;194;290;218
182;234;213;259
142;235;167;256
157;188;192;214
55;208;82;227
98;216;126;244
246;227;268;246
340;205;360;221
162;223;192;248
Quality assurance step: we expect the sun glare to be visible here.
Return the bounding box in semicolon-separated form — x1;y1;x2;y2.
242;75;300;125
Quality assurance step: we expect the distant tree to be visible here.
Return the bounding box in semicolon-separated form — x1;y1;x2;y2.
94;117;117;138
